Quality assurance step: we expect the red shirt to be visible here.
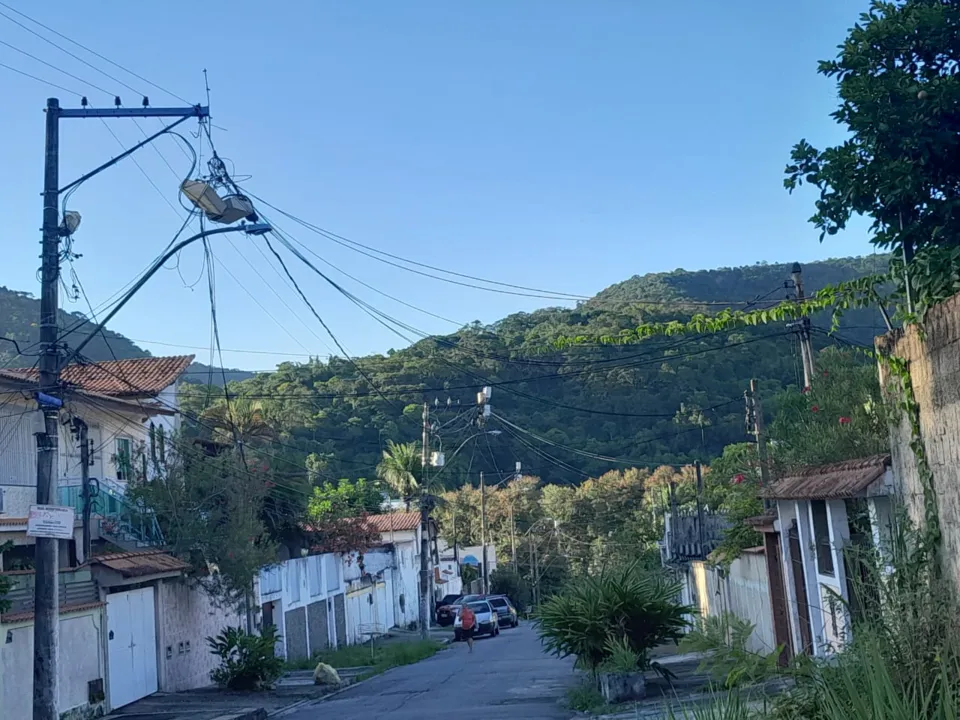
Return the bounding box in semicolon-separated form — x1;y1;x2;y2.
460;607;476;630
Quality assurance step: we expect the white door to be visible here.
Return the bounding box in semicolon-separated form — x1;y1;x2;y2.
107;587;158;709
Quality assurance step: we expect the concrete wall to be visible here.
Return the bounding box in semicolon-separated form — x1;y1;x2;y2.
0;606;107;719
687;551;777;655
0;395;37;517
877;293;960;594
257;553;343;659
155;579;244;692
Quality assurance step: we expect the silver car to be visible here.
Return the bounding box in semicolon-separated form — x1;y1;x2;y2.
453;600;500;640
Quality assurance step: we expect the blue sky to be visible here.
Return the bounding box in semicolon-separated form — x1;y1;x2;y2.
0;0;873;371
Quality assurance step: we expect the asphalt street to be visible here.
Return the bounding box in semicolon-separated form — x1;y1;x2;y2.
285;623;577;720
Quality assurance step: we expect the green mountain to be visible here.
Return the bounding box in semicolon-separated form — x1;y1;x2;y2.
176;255;891;487
0;286;254;385
2;256;891;486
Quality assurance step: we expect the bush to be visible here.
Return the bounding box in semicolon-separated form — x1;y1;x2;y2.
207;625;284;690
680;612;782;688
565;681;608;713
535;562;692;674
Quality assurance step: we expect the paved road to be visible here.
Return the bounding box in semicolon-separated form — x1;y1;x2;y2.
285;624;576;720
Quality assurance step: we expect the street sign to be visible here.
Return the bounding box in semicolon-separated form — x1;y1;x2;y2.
27;504;76;540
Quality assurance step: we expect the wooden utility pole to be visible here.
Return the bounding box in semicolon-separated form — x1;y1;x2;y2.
419;402;431;639
791;263;816;388
694;461;705;554
748;379;772;488
480;471;489;594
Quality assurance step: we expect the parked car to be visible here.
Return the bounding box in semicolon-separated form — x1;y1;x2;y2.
435;594;463;626
488;595;519;628
453;600;500;640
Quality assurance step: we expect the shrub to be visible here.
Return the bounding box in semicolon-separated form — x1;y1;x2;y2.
680;612;783;688
565;681;608;713
207;625;284;690
535;562;692;674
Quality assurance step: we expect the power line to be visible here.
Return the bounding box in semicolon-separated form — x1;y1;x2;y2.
0;59;84;96
0;37;113;96
0;1;192;104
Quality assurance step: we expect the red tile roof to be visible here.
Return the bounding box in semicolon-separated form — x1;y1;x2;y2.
90;549;189;578
761;455;891;501
366;512;421;533
4;355;194;398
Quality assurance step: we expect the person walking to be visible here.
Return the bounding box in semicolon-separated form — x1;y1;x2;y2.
459;604;477;653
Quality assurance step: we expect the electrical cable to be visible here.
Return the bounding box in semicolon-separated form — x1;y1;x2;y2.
0;59;84;96
0;1;193;105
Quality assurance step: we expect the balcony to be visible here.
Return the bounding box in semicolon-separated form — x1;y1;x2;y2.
57;477;164;550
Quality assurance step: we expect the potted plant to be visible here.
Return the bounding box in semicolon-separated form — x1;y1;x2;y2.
597;634;647;702
534;561;692;702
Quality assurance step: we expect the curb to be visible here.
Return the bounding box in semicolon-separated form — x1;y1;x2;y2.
212;710;267;720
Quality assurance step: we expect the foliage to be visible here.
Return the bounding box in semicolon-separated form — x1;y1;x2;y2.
376;441;423;503
490;566;529;611
703;444;765;564
207;625;284;690
565;681;609;714
664;692;755;720
784;0;960;312
460;563;479;586
598;633;644;673
126;439;277;606
770;348;889;469
0;541;13;614
535;562;692;673
680;613;782;689
303;477;383;554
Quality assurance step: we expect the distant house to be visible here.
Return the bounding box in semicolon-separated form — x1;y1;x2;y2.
761;455;894;658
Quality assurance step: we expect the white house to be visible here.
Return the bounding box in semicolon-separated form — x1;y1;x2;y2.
0;355;252;716
761;455;894;658
257;552;346;661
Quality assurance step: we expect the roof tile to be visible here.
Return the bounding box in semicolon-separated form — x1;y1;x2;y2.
366;512;421;533
4;355;194;398
761;455;891;501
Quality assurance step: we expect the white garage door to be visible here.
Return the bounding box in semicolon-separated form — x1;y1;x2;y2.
107;587;158;709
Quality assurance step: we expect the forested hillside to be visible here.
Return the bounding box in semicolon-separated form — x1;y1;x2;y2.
0;286;253;384
174;256;891;488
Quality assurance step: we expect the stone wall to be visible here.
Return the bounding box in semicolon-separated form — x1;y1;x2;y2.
284;606;309;661
877;291;960;593
334;593;346;647
307;600;330;653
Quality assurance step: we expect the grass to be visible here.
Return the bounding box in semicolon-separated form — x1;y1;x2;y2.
285;638;444;680
565;681;610;715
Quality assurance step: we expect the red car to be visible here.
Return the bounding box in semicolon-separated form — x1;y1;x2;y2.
435;594;463;626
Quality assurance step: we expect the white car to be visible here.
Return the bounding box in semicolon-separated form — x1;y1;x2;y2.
453;600;500;640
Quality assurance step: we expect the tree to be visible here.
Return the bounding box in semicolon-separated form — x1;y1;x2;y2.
0;540;12;613
304;477;384;554
127;440;277;607
376;441;423;505
770;347;889;468
785;0;960;310
201;398;278;445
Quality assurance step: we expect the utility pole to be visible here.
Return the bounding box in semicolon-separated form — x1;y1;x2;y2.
419;402;431;639
31;98;212;720
76;419;91;560
746;379;772;489
790;263;816;388
694;461;705;555
510;462;520;566
34;98;62;720
480;470;489;593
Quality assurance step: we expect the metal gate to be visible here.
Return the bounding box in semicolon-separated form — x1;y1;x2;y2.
107;586;158;709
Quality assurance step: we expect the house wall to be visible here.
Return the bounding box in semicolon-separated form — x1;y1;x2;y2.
687;553;776;655
0;394;39;517
0;606;107;719
877;294;960;595
257;553;344;660
155;579;244;692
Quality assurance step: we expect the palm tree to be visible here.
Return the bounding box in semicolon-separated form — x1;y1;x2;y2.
376;441;423;507
201;398;277;445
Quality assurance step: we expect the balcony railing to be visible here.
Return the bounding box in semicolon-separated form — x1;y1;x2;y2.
57;476;164;549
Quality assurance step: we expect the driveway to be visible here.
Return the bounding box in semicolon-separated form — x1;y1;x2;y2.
285;623;576;720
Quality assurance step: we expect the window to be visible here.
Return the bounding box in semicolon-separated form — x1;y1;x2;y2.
811;500;835;576
115;438;132;481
